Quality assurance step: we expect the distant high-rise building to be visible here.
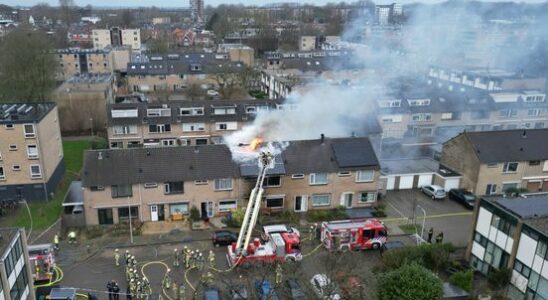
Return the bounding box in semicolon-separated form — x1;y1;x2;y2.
190;0;204;23
375;3;402;25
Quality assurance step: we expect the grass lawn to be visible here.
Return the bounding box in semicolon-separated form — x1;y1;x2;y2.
13;139;91;230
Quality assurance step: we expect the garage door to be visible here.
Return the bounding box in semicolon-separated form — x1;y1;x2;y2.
386;176;396;190
444;178;460;191
399;175;414;189
417;174;433;188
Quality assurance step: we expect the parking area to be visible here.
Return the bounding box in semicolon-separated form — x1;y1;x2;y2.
383;189;473;247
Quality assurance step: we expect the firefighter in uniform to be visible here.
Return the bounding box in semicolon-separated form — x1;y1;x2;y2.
173;248;180;267
182;246;189;268
163;268;172;289
53;234;60;251
142;276;151;296
275;263;283;285
124;250;130;265
68;230;77;244
115;249;120;267
126;268;133;282
189;251;195;269
178;284;185;300
197;252;204;270
428;228;434;243
208;250;215;269
436;232;444;244
129;279;136;297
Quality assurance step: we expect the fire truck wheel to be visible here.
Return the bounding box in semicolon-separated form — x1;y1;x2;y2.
340;246;350;252
371;243;380;250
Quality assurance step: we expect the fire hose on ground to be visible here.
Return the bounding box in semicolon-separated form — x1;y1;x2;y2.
140;260;176;300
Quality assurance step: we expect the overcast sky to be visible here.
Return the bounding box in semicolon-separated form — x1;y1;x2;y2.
3;0;548;8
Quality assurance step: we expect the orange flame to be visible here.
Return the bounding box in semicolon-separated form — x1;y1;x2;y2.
249;137;263;150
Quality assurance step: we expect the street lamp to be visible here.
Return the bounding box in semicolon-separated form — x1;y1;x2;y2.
416;205;426;245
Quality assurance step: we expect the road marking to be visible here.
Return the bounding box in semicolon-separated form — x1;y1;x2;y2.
385;199;407;219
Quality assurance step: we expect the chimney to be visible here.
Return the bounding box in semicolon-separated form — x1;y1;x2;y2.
320;133;325;144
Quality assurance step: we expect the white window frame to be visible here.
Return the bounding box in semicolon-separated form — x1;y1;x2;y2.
9;144;17;151
111;109;138;118
441;113;453;120
407;99;430;106
194;180;208;185
0;166;5;180
291;174;305;179
161;139;176;147
149;124;171;133
215;122;237;131
26;145;39;159
543;161;548;172
213;107;236;115
359;192;377;203
411;113;432;122
30;164;41;178
143;183;158;189
311;194;331;207
113;125;137;135
214;178;233;191
179;107;204;116
502;162;519;173
147;108;171;117
218;200;237;212
337;171;351;177
356;170;374;183
23;124;36;138
4;124;14;130
182;123;205;132
12;165;21;171
309;173;328;185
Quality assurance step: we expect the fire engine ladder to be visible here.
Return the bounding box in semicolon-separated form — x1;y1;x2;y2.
235;151;273;256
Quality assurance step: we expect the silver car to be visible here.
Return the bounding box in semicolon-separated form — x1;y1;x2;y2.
421;184;446;200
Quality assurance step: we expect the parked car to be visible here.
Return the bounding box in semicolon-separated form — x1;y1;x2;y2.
285;278;306;300
310;274;341;300
212;230;238;247
420;184;446;200
230;285;248;299
449;189;476;209
204;288;221;300
255;280;280;300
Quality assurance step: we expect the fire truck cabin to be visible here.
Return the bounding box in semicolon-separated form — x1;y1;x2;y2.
321;218;387;251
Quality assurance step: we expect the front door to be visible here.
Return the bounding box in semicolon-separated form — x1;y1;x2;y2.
150;205;158;222
341;193;353;208
201;202;214;219
157;204;165;221
294;195;307;212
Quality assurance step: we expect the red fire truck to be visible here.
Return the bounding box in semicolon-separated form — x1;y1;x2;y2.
228;231;302;266
320;219;387;251
28;243;56;283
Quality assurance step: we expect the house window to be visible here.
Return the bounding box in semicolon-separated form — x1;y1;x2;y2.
0;166;5;179
182;123;205;132
359;192;377;203
212;107;236;115
180;107;204;116
214;178;232;191
161;139;176;147
196;139;208;145
219;200;237;212
143;183;158;188
147;108;171;117
543;161;548;172
529;161;541;166
164;182;184;194
264;176;281;187
27;145;38;159
23;124;35;138
356;170;374;182
487;163;498;168
149;124;171;133
216;122;237;131
291;174;305;179
30;164;41;178
118;206;138;222
337;171;351;177
4;124;14;129
111;184;133;198
485;184;497;195
194;180;208;185
98;208;114;225
528;108;545;117
499;109;517;118
266;197;284;208
441;113;453;120
502;162;518;173
113;125;137;135
311;194;331;207
309;173;328;185
411;113;432;122
407;99;430;106
170;203;189;215
90;186;105;191
9;144;17;151
12;165;21;171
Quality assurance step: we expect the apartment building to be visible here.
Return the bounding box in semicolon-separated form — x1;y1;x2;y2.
107;99;283;149
440;129;548;196
126;53;244;93
377;85;548;139
428;66;547;92
54;73;115;133
0;228;34;300
0;103;65;201
466;194;548;299
92;28;141;51
81;137;381;226
55;48;114;80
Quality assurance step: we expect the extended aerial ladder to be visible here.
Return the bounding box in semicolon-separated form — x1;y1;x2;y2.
234;151;274;256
